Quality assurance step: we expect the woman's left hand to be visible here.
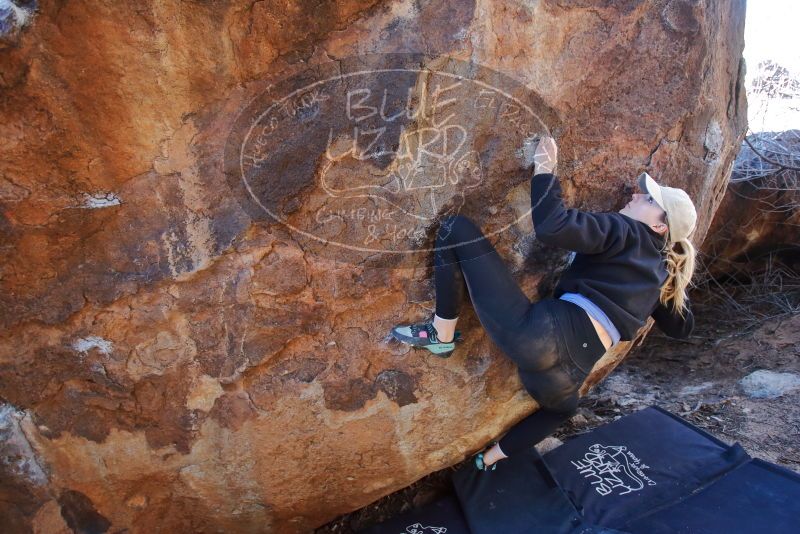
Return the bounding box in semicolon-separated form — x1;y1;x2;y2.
519;135;558;175
532;135;558;175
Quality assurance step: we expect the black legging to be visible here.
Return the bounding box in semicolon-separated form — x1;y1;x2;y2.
433;215;607;457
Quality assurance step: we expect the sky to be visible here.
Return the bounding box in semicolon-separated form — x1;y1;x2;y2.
743;0;800;132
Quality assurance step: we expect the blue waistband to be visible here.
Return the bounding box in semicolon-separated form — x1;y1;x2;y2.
558;292;621;348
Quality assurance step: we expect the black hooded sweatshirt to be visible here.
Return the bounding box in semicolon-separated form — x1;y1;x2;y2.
530;172;694;340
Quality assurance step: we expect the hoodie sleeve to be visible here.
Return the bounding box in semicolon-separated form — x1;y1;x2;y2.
651;297;695;339
531;172;629;255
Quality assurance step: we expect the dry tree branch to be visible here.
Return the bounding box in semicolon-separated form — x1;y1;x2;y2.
742;134;800;172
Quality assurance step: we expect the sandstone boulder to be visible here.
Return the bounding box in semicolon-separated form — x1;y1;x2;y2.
0;1;746;532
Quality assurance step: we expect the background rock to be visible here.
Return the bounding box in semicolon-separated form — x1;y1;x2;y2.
739;369;800;399
0;0;746;532
701;129;799;278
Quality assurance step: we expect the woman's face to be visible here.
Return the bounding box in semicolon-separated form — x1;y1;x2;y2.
619;192;668;235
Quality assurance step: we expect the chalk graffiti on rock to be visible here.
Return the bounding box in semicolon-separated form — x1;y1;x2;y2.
320;79;481;222
224;53;551;266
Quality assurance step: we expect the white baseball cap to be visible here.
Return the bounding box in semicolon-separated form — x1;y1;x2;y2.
637;172;697;242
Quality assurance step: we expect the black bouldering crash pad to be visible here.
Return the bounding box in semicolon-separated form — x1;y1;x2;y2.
623;457;800;533
543;405;751;529
451;446;627;534
358;492;470;534
360;406;800;533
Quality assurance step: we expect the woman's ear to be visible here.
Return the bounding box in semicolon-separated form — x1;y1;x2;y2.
652;222;668;235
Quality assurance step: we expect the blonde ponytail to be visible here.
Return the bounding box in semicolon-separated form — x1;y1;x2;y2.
659;237;697;318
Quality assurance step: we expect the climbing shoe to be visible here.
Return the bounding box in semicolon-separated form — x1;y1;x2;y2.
390;322;462;358
474;452;497;471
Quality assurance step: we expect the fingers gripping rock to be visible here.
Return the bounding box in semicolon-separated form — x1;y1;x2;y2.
519;135;558;175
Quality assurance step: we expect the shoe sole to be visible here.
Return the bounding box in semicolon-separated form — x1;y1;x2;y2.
390;328;460;357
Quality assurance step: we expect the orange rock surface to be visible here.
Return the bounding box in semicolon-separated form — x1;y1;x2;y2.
1;1;746;532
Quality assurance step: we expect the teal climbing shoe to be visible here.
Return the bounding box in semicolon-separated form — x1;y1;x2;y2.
390;322;462;358
474;452;497;471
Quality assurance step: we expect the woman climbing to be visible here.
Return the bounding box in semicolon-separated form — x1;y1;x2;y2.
390;135;698;471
